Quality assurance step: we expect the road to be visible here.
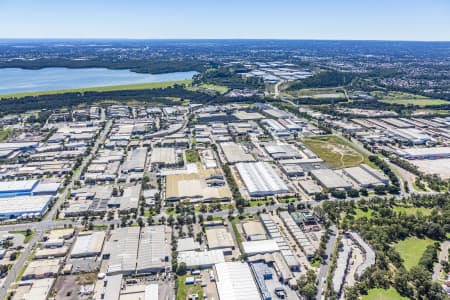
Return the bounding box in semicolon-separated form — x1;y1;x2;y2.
316;225;338;300
432;240;449;281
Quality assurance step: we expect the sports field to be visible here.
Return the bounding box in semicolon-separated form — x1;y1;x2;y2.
394;237;435;270
0;80;192;98
302;135;365;169
362;288;407;300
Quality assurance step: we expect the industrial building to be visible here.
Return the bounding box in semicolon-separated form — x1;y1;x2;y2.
310;169;352;190
22;259;61;280
220;142;255;163
261;119;291;138
177;250;225;269
150;147;180;167
236;162;289;197
205;227;235;254
242;239;280;256
215;262;262;300
342;164;389;188
396;146;450;160
121;147;147;173
70;231;106;258
264;143;302;160
103;226;168;275
242;221;267;241
0;195;52;219
279;212;315;259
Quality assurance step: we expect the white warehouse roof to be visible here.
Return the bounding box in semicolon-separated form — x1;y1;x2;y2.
236;162;289;197
242;239;280;255
215;262;261;300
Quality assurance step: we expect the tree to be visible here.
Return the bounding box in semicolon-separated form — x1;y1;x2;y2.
176;262;187;276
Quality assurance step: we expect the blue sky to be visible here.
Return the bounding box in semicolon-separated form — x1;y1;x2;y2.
1;0;450;40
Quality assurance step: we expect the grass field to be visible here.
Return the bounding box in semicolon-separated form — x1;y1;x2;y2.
302;135;366;169
176;275;204;300
185;149;200;163
283;87;346;99
186;83;229;94
0;127;13;141
0;80;192;98
394;237;435;270
393;206;432;216
362;288;408;300
374;91;449;106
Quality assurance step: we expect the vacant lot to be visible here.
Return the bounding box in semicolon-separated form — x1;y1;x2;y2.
0;80;192;98
394;237;435;270
362;288;407;300
374;91;449;106
177;275;204;300
284;87;345;99
302;135;365;169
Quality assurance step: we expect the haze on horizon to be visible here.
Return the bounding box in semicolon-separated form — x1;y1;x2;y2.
1;0;450;41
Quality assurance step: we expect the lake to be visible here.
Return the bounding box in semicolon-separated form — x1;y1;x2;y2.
0;68;197;95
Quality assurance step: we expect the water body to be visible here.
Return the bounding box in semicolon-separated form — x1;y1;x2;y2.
0;67;197;95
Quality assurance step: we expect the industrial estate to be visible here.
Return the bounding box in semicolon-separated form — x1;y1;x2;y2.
0;39;449;300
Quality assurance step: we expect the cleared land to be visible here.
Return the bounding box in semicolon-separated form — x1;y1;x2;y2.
0;80;192;98
362;288;408;300
374;91;449;106
187;83;229;94
302;135;365;169
394;237;435;270
283;87;346;99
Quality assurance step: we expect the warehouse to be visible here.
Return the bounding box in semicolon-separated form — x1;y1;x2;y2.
261;119;291;138
242;239;279;256
104;226;168;275
121;147;147;173
104;227;140;275
136;226;168;274
215;262;261;300
396;146;450;160
34;246;69;259
236;162;289;197
220;142;255;163
298;180;322;195
150;147;180;167
388;128;432;144
310;169;352;190
70;231;106;258
342;164;389;188
264;143;302;160
0;195;52;219
21;278;56;300
205;228;235;254
242;221;267;241
22;259;60;280
0;179;39;197
177;250;225;269
177;238;200;252
280;164;304;177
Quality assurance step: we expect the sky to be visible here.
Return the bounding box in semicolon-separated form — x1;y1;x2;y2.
1;0;450;41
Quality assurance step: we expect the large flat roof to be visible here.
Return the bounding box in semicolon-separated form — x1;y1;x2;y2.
215;262;261;300
310;169;352;190
206;228;234;249
236;162;289;197
0;180;39;194
220;142;255;163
